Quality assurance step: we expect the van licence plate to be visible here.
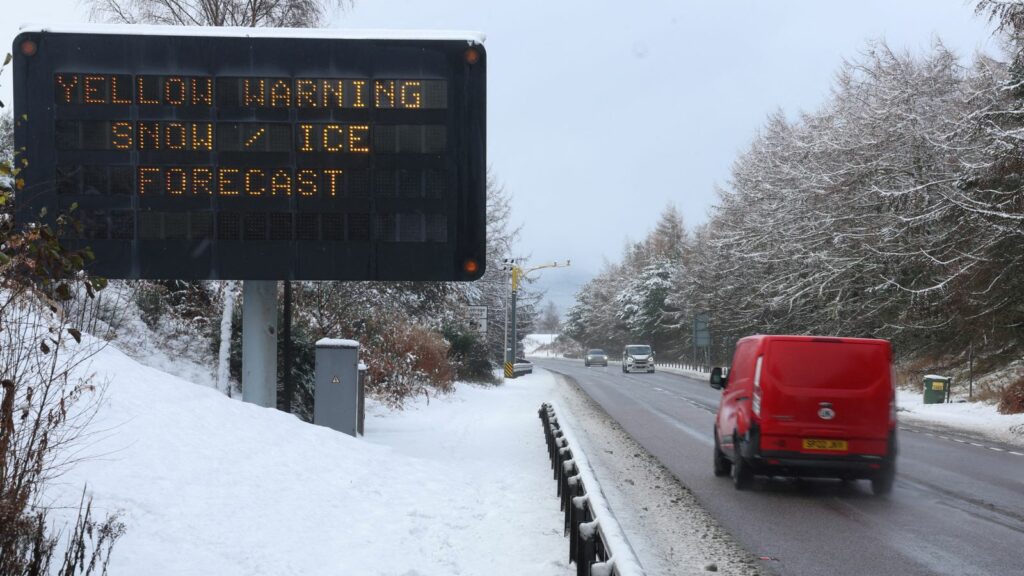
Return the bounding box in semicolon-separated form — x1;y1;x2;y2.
802;439;848;451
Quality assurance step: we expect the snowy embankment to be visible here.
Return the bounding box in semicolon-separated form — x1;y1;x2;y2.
896;389;1024;447
523;333;560;357
49;337;574;575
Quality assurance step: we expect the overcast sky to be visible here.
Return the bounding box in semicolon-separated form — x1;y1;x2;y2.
2;0;1001;311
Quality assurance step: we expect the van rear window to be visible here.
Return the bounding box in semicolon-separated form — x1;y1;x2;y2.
766;341;888;390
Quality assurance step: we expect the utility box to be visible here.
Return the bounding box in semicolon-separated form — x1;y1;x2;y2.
314;339;363;437
923;375;951;405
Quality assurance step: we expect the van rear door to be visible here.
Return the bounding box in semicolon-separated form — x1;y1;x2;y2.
759;338;891;456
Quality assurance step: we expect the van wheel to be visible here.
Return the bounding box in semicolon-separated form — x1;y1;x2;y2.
871;463;895;496
713;429;731;477
731;433;754;490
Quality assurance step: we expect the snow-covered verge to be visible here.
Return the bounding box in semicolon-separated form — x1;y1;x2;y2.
523;333;560;356
46;336;574;575
896;389;1024;448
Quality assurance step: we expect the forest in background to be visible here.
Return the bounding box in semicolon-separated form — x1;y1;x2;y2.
565;1;1024;413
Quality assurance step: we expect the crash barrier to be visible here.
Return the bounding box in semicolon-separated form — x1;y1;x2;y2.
539;403;624;576
656;361;711;374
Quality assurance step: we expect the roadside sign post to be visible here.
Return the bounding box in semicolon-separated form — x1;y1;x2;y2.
241;280;277;407
693;312;711;369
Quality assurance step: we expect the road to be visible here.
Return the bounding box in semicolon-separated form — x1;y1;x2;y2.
535;357;1024;576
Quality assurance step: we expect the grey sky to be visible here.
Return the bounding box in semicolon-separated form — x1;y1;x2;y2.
343;1;999;310
2;1;1000;311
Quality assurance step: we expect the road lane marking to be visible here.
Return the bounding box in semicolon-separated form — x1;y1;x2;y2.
900;424;1023;459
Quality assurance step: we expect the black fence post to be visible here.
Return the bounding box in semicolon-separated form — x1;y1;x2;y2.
578;520;599;576
562;459;576;532
570;493;588;563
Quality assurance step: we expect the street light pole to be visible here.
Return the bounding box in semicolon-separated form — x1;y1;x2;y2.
501;258;516;372
502;259;570;379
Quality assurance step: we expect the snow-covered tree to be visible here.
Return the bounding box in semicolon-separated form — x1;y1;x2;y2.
567;28;1024;375
88;0;350;27
538;301;561;333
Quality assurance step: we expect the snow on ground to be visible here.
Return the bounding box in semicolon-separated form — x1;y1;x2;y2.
896;389;1024;447
47;336;574;576
523;333;559;356
520;332;561;354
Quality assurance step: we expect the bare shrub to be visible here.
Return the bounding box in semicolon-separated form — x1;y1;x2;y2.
997;377;1024;415
2;112;125;573
0;300;126;575
364;317;455;409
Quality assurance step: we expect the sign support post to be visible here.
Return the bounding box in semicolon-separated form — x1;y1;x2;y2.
242;280;278;407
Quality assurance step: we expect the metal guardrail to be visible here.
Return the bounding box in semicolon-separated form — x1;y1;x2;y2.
593;359;712;374
657;361;711;373
539;403;622;576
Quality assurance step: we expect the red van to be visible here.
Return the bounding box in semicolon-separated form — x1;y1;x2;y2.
710;335;897;495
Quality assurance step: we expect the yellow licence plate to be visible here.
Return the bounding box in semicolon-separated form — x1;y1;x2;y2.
802;439;848;451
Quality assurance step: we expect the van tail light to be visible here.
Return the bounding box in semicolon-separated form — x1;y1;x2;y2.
752;356;763;417
889;365;897;423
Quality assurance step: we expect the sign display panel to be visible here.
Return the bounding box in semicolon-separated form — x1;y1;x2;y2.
13;27;486;280
466;304;488;335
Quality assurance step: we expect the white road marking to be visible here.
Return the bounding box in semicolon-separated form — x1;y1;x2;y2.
907;427;1020;458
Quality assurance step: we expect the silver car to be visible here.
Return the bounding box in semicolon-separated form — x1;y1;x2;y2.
584;349;608;367
622;344;655;373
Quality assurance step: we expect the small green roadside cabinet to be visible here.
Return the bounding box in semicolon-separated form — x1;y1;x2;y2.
923;375;951;404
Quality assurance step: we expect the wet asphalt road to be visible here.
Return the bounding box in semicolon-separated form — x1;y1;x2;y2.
535;357;1024;576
